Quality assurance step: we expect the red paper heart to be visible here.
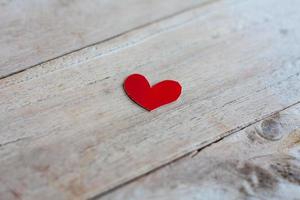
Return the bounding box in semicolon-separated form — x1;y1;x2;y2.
123;74;182;111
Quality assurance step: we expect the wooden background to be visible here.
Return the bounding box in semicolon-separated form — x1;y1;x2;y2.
0;0;300;199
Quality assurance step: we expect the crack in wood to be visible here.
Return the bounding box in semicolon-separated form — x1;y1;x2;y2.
0;136;32;148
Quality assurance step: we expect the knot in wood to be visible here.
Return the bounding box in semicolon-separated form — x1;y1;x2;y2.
257;118;283;141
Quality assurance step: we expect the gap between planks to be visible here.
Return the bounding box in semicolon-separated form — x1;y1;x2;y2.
99;102;300;200
0;0;220;80
89;100;300;200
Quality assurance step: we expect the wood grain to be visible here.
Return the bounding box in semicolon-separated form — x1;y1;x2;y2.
101;104;300;200
1;0;300;199
0;0;210;78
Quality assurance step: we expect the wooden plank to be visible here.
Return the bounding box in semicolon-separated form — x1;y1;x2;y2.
101;104;300;200
1;0;300;199
0;0;209;78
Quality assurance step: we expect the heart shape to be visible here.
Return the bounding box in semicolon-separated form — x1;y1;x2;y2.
123;74;182;111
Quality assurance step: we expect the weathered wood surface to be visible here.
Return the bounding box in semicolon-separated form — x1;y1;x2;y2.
0;0;209;78
101;104;300;200
1;0;300;199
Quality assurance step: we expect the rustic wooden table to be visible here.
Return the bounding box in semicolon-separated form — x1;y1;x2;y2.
1;0;300;199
